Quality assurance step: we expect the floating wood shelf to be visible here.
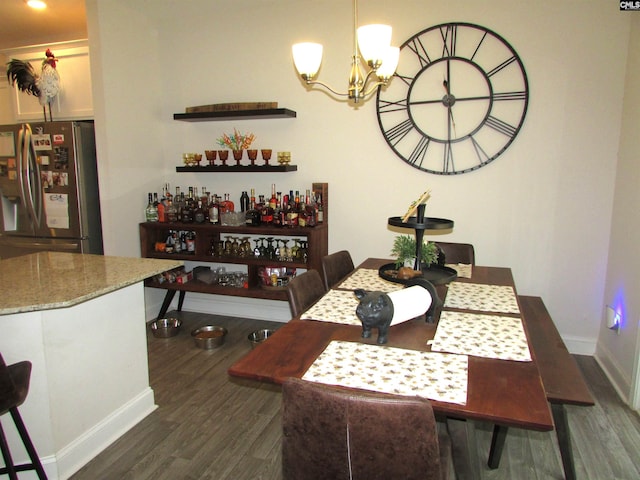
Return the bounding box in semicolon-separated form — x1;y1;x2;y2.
176;164;297;173
173;108;297;122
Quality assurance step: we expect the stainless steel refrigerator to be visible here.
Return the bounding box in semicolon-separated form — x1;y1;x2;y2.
0;121;103;259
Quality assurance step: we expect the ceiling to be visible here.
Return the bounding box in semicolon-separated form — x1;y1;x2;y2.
0;0;87;52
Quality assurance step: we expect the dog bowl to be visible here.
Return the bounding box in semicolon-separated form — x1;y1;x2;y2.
247;329;274;348
150;318;181;338
191;325;228;349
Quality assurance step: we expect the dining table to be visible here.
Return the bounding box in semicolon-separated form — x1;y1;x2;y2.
228;258;554;477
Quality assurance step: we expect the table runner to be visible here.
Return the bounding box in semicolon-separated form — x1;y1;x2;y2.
444;282;520;314
302;340;468;405
430;311;531;361
336;268;402;292
300;289;361;325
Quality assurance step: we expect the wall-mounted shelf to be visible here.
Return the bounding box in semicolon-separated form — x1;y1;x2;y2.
173;108;297;122
176;164;297;173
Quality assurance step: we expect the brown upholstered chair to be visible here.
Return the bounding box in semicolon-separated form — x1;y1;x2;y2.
282;377;452;480
285;269;326;318
321;250;355;290
0;353;48;479
435;242;476;265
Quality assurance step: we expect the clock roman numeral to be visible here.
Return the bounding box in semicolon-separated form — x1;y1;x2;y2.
377;98;408;114
408;137;430;167
385;119;415;145
493;91;527;101
469;135;491;165
470;32;488;62
443;142;454;173
485;115;517;137
440;24;457;57
487;55;517;77
406;37;432;67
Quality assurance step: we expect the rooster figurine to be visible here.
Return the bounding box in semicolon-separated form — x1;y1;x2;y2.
6;49;60;122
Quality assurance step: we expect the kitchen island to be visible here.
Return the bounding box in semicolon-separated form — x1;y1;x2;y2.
0;252;182;480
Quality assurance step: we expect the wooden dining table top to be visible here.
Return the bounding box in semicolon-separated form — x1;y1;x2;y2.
228;258;554;432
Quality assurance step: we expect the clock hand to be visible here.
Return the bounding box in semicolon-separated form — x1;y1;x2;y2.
443;79;456;137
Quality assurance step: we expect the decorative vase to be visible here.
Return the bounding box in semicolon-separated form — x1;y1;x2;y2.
247;149;258;165
232;149;243;165
261;149;272;165
205;150;217;165
218;150;229;166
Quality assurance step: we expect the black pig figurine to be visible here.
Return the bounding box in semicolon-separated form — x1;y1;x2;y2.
354;279;440;345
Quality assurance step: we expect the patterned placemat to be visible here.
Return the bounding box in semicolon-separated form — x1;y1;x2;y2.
300;289;361;325
430;311;531;362
336;268;402;292
446;263;473;278
302;340;468;405
444;282;520;314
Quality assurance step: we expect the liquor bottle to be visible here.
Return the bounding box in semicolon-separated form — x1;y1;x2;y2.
316;192;324;223
145;193;158;222
186;231;196;253
220;193;235;213
209;194;220;224
165;199;178;223
240;191;250;212
165;183;173;204
182;195;194;223
157;189;166;222
194;200;206;223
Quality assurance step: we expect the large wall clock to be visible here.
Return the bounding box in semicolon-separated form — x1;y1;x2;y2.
376;22;529;175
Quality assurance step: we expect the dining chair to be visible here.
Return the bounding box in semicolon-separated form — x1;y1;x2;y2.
320;250;355;290
282;377;452;480
0;353;48;479
285;269;327;318
435;242;476;265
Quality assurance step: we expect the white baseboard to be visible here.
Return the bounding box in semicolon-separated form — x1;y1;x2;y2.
53;388;157;480
145;288;290;323
594;343;632;406
562;334;597;355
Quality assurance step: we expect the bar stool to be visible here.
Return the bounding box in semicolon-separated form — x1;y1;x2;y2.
0;353;47;479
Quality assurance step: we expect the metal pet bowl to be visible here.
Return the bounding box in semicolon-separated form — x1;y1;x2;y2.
150;318;182;338
191;325;228;349
247;329;274;348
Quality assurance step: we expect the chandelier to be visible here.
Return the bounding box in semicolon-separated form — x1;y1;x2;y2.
292;0;399;104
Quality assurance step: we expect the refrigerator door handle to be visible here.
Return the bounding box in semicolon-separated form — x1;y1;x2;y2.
20;124;43;227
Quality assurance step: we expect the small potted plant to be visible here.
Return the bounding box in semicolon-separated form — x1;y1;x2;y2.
391;235;439;269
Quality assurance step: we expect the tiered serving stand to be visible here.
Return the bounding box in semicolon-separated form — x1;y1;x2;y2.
380;204;457;285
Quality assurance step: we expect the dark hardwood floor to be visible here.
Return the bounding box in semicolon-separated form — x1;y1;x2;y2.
71;311;640;480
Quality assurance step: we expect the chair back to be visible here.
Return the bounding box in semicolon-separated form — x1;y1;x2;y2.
0;354;31;415
282;377;451;480
0;353;18;415
436;242;475;265
286;269;326;318
321;250;355;290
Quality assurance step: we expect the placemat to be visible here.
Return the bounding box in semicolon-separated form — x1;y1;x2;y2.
444;282;520;314
302;340;468;405
336;268;402;292
446;263;473;278
300;289;361;325
430;311;531;361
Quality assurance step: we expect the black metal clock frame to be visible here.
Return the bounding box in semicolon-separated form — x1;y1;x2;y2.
376;22;529;175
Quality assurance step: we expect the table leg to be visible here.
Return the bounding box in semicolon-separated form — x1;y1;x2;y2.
177;291;186;311
446;417;478;480
488;424;508;469
157;290;177;319
552;403;576;480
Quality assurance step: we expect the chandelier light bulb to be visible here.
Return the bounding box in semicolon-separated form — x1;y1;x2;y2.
357;24;392;68
292;43;323;80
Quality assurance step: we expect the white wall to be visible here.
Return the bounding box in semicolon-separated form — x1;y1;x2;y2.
597;16;640;407
85;1;631;354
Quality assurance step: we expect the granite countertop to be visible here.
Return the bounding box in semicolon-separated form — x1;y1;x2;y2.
0;252;183;315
